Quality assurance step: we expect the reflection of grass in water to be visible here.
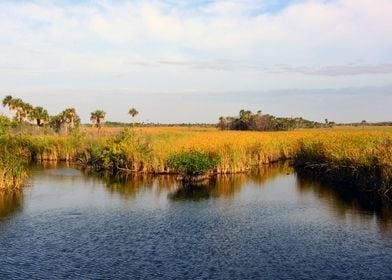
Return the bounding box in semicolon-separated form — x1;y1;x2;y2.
0;191;23;219
296;174;392;233
92;162;292;200
94;162;293;200
168;184;211;201
209;162;293;198
91;171;177;198
294;134;392;195
3;126;392;192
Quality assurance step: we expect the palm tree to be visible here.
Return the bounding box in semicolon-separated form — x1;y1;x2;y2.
218;116;226;130
2;96;33;122
64;108;76;129
49;114;62;132
57;108;78;134
239;109;252;130
128;107;139;126
21;102;33;122
13;98;25;122
2;95;13;109
90;110;106;131
2;95;15;120
29;106;49;126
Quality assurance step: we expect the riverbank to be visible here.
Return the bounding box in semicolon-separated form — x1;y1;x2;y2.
1;126;391;196
294;132;392;197
0;136;28;190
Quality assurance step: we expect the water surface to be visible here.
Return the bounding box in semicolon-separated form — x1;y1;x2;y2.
0;164;391;279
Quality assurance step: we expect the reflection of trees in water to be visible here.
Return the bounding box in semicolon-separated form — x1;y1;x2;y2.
0;191;23;219
95;162;293;201
98;172;177;198
296;174;392;233
248;161;293;184
29;161;72;171
168;183;212;201
170;162;293;201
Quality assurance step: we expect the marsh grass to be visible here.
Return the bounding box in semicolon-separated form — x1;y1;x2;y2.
294;131;392;195
0;126;391;194
0;136;28;190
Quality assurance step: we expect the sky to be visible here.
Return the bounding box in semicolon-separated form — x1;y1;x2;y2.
0;0;391;123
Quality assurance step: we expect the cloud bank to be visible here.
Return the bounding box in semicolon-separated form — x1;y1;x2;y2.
0;0;391;121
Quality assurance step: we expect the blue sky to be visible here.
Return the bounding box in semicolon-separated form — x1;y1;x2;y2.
0;0;391;123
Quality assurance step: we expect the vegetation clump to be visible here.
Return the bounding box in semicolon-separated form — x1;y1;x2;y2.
168;151;221;175
83;129;151;173
218;109;328;131
293;136;392;197
49;108;80;134
0;136;28;190
168;151;221;183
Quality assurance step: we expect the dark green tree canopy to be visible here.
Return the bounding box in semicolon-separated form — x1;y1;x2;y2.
218;110;325;131
29;106;49;126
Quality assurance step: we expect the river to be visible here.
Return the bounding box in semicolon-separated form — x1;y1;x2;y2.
1;163;391;279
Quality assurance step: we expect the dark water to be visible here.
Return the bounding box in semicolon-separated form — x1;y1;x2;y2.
1;164;392;279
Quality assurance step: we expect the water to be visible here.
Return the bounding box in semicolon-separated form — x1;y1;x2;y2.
1;164;392;279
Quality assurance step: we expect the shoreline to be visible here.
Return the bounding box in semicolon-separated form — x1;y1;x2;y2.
0;127;390;199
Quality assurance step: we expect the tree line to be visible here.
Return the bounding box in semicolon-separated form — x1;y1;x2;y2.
2;95;139;133
218;110;329;131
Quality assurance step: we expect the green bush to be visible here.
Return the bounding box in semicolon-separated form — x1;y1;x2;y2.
168;151;220;175
85;129;152;172
0;115;13;136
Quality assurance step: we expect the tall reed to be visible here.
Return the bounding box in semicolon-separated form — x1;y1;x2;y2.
0;136;28;190
1;126;391;195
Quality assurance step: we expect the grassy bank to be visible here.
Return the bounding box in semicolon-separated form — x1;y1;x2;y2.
0;126;391;195
0;136;28;190
294;129;392;195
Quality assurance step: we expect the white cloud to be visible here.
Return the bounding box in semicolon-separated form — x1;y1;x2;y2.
1;0;391;65
0;0;391;122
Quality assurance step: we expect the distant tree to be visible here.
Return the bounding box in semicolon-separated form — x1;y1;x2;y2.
218;116;226;130
2;96;34;122
2;95;13;109
29;106;49;126
218;110;323;131
2;95;16;122
237;109;252;130
20;102;33;122
323;118;336;128
8;97;24;122
90;110;106;131
56;108;80;134
128;108;139;126
252;114;273;130
63;108;76;129
49;115;62;132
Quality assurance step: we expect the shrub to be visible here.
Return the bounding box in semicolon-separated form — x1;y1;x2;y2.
168;151;221;175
